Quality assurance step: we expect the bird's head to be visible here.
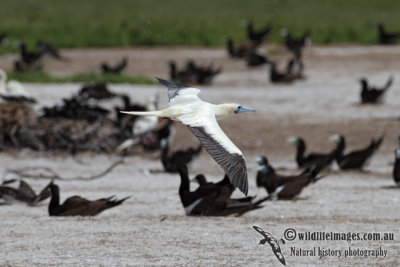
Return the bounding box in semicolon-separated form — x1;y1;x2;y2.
330;134;344;144
287;136;301;146
229;103;256;114
256;156;268;165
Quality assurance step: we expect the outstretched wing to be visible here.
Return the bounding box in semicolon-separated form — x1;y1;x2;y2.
156;78;200;105
179;110;248;195
253;226;286;265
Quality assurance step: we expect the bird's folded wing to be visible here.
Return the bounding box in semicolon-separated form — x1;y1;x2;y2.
178;113;248;195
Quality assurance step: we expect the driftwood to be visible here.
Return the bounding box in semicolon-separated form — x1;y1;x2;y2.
2;159;124;181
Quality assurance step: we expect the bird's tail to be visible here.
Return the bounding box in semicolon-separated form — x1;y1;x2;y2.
120;110;163;117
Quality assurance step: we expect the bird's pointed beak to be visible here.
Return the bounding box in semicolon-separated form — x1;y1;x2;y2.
235;106;256;113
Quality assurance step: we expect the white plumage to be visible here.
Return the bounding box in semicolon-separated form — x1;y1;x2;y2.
121;78;255;195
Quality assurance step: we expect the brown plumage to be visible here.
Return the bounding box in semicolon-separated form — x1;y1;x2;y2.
178;165;266;216
360;76;393;104
225;38;260;58
332;134;384;170
161;139;202;173
256;156;323;200
0;179;51;205
100;57;128;74
48;182;130;216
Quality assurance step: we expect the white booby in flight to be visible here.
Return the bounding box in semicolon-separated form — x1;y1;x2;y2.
121;78;255;195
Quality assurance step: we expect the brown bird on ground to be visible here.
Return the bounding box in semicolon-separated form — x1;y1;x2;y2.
161;139;202;173
48;181;130;216
225;38;260;58
331;134;384;170
360;76;393;104
178;165;266;216
255;156;323;200
100;57;128;74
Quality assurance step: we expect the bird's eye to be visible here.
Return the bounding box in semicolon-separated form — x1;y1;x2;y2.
238;105;242;109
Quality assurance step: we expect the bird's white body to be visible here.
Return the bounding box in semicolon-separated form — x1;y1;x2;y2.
0;69;31;99
121;78;255;195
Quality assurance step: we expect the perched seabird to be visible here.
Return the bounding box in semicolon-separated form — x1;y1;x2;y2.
360;76;393;104
245;21;272;43
331;134;384;170
78;82;116;101
376;23;399;45
101;57;128;74
122;78;255;195
246;52;269;67
256;156;322;200
178;165;265;216
48;182;130;216
184;60;222;85
288;136;332;169
225;38;260;59
0;69;37;103
269;61;297;84
160;138;202;173
253;226;286;266
37;40;66;61
393;149;400;186
168;60;197;84
0;179;51;205
280;28;310;57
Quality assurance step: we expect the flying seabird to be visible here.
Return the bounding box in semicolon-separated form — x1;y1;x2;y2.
253;226;286;265
100;57;128;74
122;78;255;195
393;149;400;186
178;165;265;216
0;69;37;103
360;76;393;104
160;138;202;173
0;179;51;205
48;181;130;216
330;134;384;170
376;23;400;45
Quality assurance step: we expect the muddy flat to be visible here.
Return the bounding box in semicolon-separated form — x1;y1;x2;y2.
0;45;399;266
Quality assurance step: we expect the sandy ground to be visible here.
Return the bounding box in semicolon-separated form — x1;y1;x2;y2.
0;45;400;266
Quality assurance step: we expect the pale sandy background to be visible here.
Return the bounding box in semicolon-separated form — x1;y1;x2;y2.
0;45;399;266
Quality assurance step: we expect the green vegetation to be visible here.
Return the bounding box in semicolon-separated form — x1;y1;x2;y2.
0;0;399;49
6;71;157;84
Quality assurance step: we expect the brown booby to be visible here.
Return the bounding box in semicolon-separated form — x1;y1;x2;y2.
48;182;130;216
376;23;399;45
160;138;202;173
360;76;393;104
178;165;265;216
256;156;322;200
100;57;128;74
331;134;384;170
